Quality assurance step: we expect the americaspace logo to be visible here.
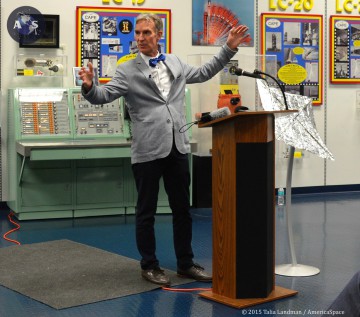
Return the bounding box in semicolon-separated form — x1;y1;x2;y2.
7;6;46;44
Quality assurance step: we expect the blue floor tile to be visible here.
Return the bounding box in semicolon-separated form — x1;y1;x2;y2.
0;192;359;316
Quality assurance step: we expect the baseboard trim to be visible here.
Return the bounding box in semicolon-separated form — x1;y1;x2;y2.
281;184;360;195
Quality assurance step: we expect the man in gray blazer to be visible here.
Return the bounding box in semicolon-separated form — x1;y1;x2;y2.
79;13;250;286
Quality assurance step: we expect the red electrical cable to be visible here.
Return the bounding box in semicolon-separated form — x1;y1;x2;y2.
162;286;212;292
3;212;21;245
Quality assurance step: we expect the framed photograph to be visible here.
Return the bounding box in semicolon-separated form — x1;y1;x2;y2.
192;0;254;47
19;15;60;48
73;66;99;87
76;7;171;83
260;13;323;105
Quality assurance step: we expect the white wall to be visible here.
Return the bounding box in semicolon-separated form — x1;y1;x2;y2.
1;0;359;189
258;0;360;189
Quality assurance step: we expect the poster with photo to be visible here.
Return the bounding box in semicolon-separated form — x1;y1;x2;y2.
261;13;323;106
330;16;360;83
192;0;254;47
76;7;171;83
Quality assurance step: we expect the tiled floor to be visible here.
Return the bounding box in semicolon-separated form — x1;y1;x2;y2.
0;191;359;316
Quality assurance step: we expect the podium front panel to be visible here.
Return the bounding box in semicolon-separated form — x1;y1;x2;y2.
211;113;275;299
235;141;274;298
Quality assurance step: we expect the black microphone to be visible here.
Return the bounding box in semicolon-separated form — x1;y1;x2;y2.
229;66;262;79
179;107;231;133
195;107;231;123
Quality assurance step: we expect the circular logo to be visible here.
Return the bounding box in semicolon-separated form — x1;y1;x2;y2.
335;20;349;30
82;12;99;23
119;19;133;34
7;6;45;44
266;19;281;29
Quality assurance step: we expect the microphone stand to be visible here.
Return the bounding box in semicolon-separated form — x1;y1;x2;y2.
254;70;289;111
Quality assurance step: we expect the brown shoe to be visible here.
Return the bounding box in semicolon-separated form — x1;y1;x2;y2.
142;267;171;286
177;264;212;282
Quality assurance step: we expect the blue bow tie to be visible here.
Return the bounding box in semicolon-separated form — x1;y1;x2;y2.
149;54;166;67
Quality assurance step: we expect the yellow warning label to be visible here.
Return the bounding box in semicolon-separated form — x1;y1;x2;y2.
24;69;34;76
219;84;239;94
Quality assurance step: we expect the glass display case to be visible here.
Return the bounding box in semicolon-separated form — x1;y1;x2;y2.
15;54;67;77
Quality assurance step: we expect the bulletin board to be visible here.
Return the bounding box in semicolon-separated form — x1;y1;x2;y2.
330;15;360;84
76;6;171;83
260;13;323;106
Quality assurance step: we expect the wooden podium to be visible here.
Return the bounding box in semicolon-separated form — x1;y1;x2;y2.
198;111;297;308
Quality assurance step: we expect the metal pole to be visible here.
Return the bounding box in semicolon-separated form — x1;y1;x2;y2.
286;146;297;265
275;146;320;277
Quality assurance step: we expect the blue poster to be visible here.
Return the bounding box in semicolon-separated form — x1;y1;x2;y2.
77;7;171;83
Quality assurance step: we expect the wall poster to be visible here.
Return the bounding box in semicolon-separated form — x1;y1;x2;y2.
330;15;360;84
261;13;323;106
76;6;171;83
192;0;254;47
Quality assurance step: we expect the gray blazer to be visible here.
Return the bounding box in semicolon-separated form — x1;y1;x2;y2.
83;45;237;164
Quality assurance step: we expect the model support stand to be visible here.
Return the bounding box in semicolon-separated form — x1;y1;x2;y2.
275;146;320;277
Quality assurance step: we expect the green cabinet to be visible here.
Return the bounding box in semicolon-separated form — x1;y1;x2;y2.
5;88;192;220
